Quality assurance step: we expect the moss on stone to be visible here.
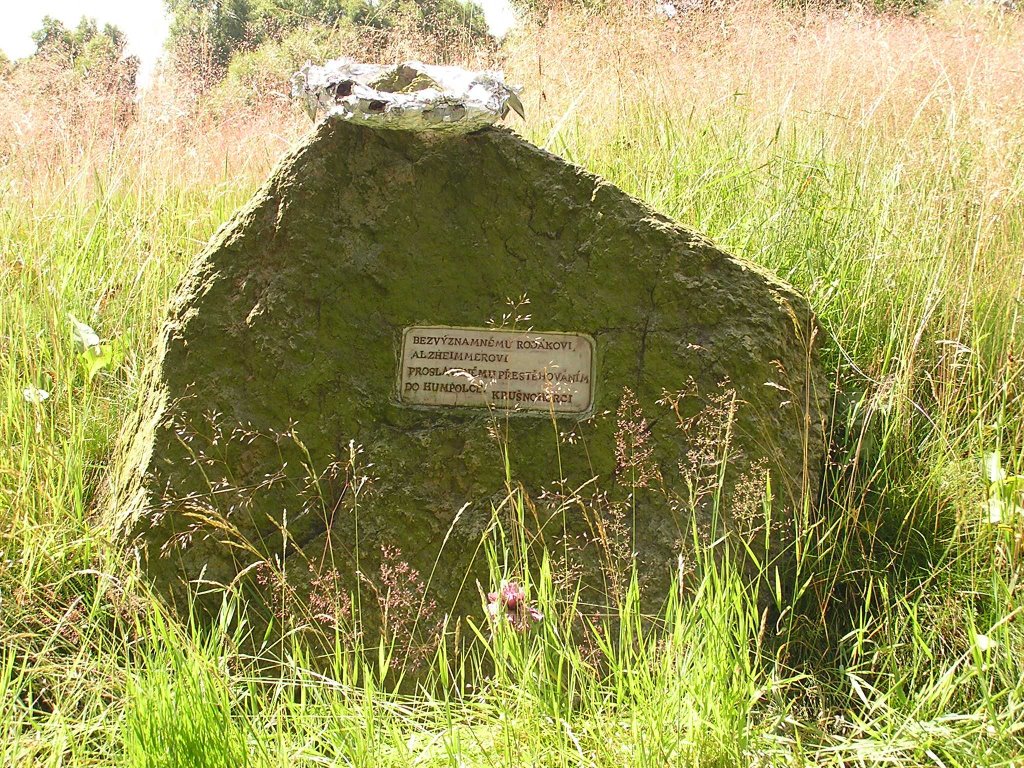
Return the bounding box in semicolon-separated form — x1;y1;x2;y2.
109;121;827;661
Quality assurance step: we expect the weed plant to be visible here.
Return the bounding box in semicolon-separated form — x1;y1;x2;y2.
1;1;1023;765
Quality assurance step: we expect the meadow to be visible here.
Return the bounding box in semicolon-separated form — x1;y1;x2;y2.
1;1;1023;765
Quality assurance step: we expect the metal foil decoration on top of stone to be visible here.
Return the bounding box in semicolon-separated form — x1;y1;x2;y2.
290;59;526;133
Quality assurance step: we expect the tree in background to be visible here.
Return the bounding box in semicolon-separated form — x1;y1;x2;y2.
30;16;78;56
164;0;254;82
165;0;490;84
23;16;140;124
31;16;139;80
507;0;611;11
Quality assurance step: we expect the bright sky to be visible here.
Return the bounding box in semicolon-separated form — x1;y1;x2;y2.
0;0;519;87
0;0;171;84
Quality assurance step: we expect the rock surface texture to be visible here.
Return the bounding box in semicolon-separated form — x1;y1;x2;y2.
111;120;827;657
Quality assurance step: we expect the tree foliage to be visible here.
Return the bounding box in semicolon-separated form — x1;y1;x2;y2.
165;0;490;81
30;15;139;84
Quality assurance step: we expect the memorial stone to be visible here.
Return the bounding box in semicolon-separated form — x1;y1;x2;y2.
110;61;827;657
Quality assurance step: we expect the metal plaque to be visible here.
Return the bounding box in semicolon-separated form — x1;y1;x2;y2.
398;326;594;414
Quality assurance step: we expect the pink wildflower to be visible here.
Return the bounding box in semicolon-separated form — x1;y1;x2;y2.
486;580;543;632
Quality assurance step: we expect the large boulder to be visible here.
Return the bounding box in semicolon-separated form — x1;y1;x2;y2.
110;118;827;664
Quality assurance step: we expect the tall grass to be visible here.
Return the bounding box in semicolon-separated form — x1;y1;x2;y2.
1;1;1023;765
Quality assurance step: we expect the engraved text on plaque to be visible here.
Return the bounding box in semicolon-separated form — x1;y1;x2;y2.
399;326;594;414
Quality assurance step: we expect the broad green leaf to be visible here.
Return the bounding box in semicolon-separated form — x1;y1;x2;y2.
69;313;101;353
986;497;1005;524
984;451;1006;484
80;341;121;381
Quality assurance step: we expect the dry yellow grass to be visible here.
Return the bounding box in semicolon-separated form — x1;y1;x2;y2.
3;1;1021;200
